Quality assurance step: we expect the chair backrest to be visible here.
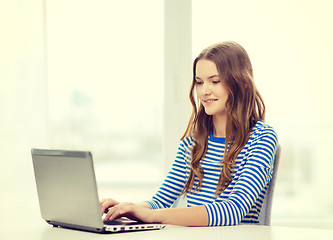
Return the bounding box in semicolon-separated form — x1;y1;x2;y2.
258;145;281;225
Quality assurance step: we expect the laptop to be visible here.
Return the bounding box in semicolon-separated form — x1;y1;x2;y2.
31;148;165;233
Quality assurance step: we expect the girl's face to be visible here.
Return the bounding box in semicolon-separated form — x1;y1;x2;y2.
195;59;229;118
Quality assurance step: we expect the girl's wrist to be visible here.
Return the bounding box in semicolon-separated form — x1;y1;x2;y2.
152;209;166;224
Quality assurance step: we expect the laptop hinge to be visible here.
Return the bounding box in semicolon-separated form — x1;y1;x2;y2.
46;220;105;233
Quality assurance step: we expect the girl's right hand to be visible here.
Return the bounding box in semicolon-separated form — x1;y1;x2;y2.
100;198;120;215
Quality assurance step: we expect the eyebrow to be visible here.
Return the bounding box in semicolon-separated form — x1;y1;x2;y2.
195;75;219;80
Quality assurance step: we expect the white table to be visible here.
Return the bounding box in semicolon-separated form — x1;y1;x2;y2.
1;181;332;240
2;223;332;240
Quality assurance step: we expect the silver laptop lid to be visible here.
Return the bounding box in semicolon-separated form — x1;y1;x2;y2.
31;149;104;231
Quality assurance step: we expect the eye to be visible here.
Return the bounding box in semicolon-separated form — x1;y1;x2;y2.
195;80;203;85
212;80;221;84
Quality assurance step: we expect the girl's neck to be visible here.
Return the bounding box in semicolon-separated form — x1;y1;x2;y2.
212;115;227;137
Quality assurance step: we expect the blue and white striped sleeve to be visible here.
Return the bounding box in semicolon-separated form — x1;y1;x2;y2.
204;127;278;226
145;138;191;209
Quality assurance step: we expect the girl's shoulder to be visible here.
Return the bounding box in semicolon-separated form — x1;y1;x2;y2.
180;135;196;149
249;120;278;145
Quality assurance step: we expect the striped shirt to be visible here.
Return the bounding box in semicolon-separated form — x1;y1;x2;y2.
145;120;278;226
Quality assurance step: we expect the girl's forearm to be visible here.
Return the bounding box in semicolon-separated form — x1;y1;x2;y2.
135;201;152;209
153;205;208;226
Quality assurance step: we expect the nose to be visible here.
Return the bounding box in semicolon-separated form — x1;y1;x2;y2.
202;82;212;95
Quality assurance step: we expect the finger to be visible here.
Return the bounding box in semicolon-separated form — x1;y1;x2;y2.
109;206;129;221
100;199;119;214
104;206;123;222
106;204;132;222
100;202;109;214
101;206;107;215
100;198;107;205
100;198;119;207
103;207;115;222
101;200;113;214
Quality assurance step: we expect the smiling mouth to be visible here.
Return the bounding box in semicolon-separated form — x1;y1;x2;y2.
204;99;218;103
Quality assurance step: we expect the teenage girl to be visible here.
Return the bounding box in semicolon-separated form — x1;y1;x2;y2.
100;41;278;226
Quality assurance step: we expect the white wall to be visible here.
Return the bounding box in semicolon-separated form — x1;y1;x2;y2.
0;0;48;229
192;0;333;220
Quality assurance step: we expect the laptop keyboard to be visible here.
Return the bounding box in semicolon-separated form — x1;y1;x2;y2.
104;218;140;226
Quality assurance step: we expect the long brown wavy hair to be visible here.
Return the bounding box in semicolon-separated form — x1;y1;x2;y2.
181;41;265;197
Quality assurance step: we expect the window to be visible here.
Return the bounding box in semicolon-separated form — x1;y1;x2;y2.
46;0;164;185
